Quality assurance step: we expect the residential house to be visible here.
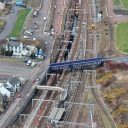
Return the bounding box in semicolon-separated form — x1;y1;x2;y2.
0;0;6;10
4;41;37;56
4;76;21;96
4;41;23;56
0;83;10;98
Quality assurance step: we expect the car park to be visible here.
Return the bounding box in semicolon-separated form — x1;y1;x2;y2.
24;29;33;35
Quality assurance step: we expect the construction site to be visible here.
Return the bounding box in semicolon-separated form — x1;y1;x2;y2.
0;0;127;128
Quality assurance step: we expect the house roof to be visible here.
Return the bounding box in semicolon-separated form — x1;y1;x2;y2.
8;77;20;86
0;83;10;97
0;0;5;3
7;41;22;47
49;107;65;123
16;0;24;2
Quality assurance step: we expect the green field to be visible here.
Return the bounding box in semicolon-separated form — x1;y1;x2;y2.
121;0;128;9
0;19;6;29
113;0;122;6
116;22;128;53
9;8;30;37
113;0;128;9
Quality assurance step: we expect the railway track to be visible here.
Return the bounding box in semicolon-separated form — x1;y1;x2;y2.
22;0;118;127
61;0;117;127
22;0;84;128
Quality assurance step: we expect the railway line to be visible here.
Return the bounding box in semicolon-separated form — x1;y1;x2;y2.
21;0;118;128
22;0;82;127
55;0;117;127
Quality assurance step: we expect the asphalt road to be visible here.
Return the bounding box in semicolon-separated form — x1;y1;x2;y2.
0;6;21;39
24;0;52;39
0;61;32;78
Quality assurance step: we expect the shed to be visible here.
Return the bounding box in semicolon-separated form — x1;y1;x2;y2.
49;107;65;123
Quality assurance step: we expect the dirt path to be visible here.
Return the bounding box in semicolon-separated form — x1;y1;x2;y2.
103;0;128;55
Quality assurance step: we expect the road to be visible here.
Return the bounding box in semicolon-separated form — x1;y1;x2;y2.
0;6;21;39
0;60;32;78
24;0;52;39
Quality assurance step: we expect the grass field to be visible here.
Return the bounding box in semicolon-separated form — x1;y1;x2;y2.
121;0;128;9
113;0;122;6
9;8;30;38
116;22;128;53
113;0;128;9
0;19;6;29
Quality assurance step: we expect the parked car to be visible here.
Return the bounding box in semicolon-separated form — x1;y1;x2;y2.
33;37;36;41
33;9;39;17
26;60;32;66
9;37;19;41
31;62;37;67
34;25;38;29
23;35;29;39
32;79;36;84
43;17;47;21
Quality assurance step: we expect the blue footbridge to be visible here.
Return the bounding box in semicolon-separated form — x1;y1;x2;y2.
49;57;128;72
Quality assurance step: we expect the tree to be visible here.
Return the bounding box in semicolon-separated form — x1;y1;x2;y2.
30;52;36;59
